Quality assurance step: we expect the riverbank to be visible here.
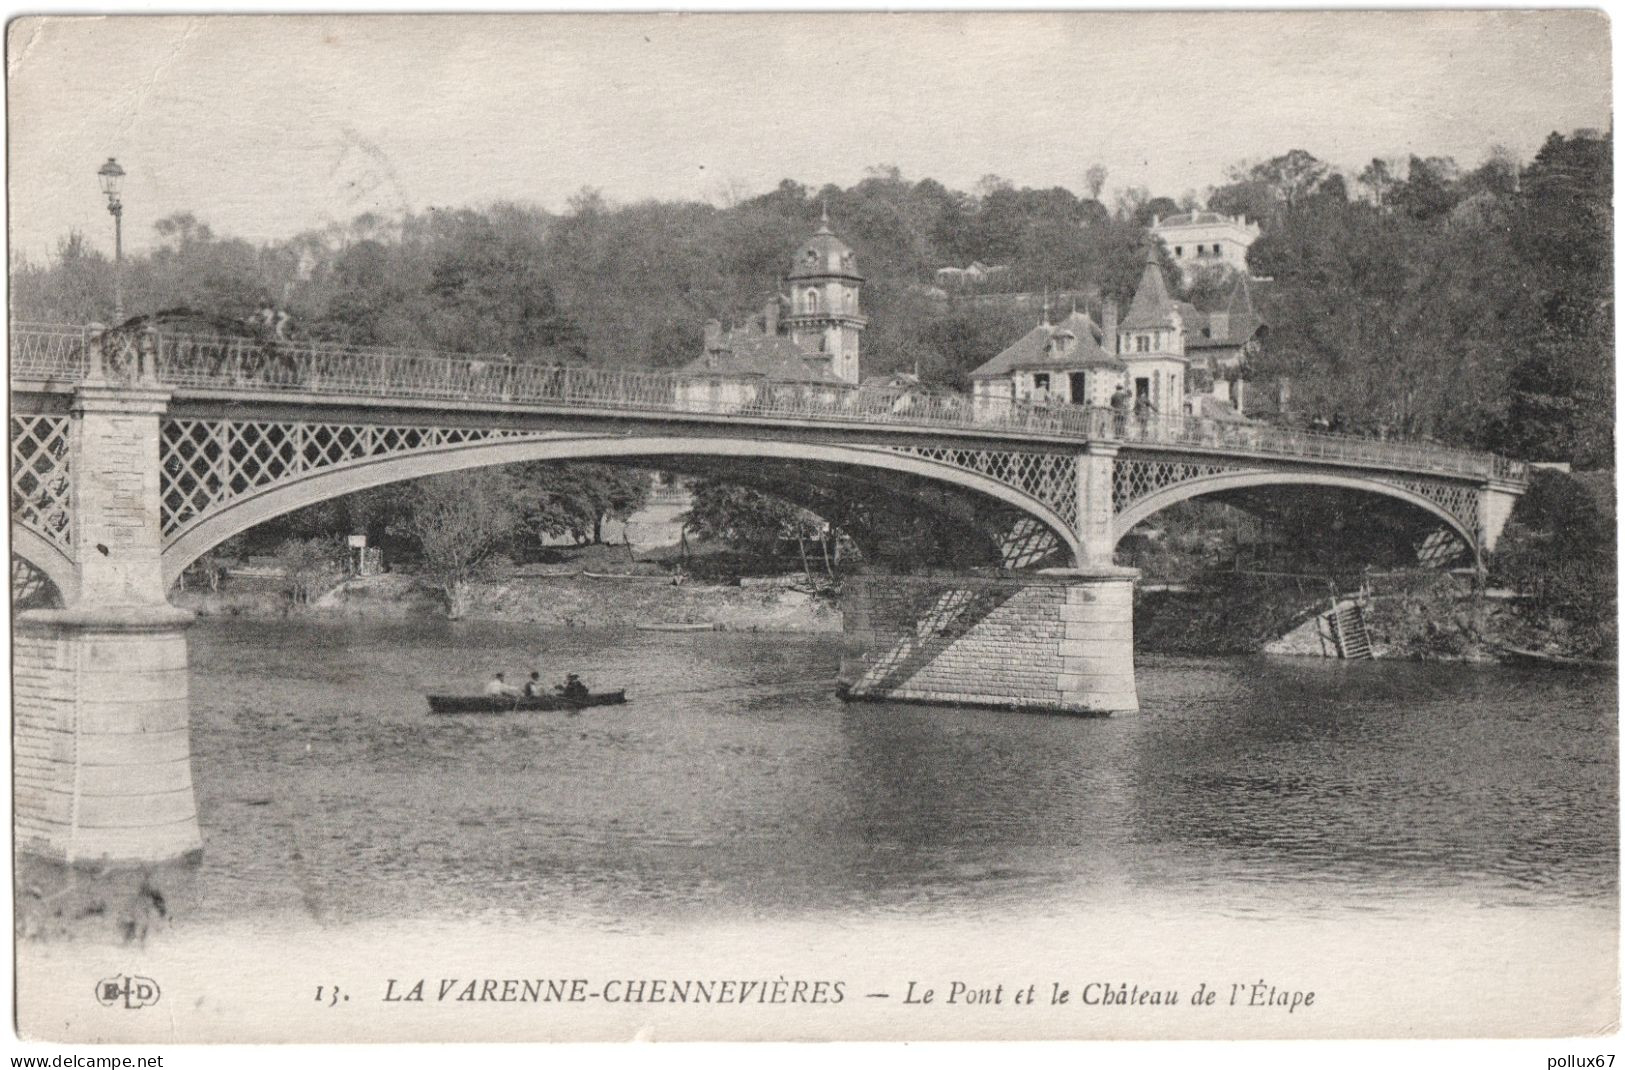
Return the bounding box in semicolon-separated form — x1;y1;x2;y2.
174;565;1610;666
175;569;842;633
1134;571;1614;664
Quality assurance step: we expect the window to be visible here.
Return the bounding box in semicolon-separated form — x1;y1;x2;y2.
1175;246;1183;256
1033;373;1051;391
804;289;819;313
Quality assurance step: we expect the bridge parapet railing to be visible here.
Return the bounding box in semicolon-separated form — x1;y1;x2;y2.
1113;411;1526;482
10;324;90;381
7;322;1523;483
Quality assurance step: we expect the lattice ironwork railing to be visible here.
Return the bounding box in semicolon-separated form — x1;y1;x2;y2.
888;446;1079;530
10;324;90;381
1109;411;1523;482
11;322;1525;484
10;414;72;551
160;420;543;541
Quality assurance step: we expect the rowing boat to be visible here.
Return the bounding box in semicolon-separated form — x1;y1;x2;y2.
426;690;628;714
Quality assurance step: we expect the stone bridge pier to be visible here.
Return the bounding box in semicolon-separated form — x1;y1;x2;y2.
839;444;1141;716
15;382;202;866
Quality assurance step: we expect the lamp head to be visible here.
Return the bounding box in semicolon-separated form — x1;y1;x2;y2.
97;157;125;199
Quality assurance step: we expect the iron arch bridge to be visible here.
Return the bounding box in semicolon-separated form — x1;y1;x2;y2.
9;322;1527;606
9;320;1536;865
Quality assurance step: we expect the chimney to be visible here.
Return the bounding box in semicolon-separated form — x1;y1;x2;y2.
763;297;779;337
1102;302;1119;355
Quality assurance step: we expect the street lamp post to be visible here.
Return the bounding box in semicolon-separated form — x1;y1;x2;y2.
97;157;126;323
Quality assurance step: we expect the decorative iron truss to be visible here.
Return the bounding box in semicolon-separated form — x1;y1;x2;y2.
1385;475;1481;543
997;517;1066;570
160;419;544;542
1114;456;1483;545
884;446;1078;530
1113;457;1247;515
10;415;73;552
1415;528;1470;569
11;554;59;609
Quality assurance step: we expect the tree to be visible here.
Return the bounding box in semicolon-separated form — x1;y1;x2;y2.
1357;157;1399;207
1207;178;1278;230
1112;186;1151;224
1501;129;1613;467
1492;470;1616;655
271;536;348;606
512;463;652;547
414;208;582;360
1252;149;1330;214
395;470;520;618
10;231;113;323
1138;196;1182;228
1083;164;1109;201
681;479;832;579
1389;155;1461;222
1212;150;1330;228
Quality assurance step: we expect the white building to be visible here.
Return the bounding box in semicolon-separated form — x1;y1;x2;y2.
1151;211;1260;285
969;307;1125;418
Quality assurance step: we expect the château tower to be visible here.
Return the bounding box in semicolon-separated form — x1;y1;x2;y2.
783;208;867;385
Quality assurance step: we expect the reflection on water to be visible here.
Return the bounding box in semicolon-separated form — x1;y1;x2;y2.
186;618;1617;931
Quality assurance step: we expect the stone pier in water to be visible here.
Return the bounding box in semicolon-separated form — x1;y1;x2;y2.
839;567;1140;715
14;380;202;866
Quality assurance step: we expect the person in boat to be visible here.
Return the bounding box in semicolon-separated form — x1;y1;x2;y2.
483;672;521;697
556;673;590;701
523;671;544;698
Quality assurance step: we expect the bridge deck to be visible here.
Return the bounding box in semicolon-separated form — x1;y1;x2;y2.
9;322;1526;485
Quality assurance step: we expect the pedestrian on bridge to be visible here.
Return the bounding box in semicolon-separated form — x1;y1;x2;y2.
1110;385;1131;434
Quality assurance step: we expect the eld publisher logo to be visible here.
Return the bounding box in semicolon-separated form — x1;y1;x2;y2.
96;975;161;1010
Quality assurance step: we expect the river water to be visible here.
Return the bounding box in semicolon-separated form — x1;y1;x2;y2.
183;618;1616;928
21;617;1619;1042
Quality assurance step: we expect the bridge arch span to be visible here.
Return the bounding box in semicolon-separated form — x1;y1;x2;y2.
11;526;78;604
1112;470;1480;565
161;433;1084;585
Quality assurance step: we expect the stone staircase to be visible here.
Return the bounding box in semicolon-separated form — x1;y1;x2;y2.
1327;595;1374;660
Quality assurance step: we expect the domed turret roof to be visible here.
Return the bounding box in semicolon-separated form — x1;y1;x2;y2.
788;210;864;282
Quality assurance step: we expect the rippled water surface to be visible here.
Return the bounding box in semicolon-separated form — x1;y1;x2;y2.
187;618;1617;930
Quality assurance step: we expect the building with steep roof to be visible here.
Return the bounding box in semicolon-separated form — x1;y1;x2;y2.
1116;248;1191;417
783;208;867;384
1179;272;1267;412
689;318;846;385
678;212;868;409
969;307;1125;415
968;250;1267;422
1151;210;1260;285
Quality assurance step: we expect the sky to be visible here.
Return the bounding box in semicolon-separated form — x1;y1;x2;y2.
5;11;1613;261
